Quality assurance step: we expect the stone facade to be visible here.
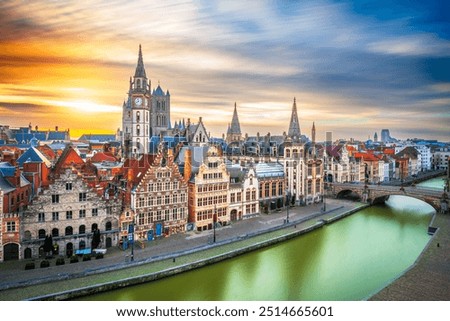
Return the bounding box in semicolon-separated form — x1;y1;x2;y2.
256;162;285;212
21;169;121;259
284;143;324;206
188;145;230;231
228;165;259;220
130;149;188;240
284;143;305;205
325;145;361;183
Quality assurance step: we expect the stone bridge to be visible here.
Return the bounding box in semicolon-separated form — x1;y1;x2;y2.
330;183;449;213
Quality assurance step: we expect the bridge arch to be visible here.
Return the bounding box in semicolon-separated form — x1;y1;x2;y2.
336;189;361;201
371;193;440;212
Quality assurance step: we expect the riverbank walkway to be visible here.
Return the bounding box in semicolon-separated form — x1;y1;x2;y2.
0;199;363;301
369;212;450;301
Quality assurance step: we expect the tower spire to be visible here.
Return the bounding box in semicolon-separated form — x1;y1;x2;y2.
134;44;147;78
312;121;316;143
226;102;242;143
288;97;301;139
230;102;241;135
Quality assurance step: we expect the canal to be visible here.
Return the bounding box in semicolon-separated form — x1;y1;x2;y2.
84;179;444;301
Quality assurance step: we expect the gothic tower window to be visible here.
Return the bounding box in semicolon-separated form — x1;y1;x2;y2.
136;111;140;123
136;125;140;136
137;79;141;89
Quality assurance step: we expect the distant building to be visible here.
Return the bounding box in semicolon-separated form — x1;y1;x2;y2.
395;147;420;176
325;144;361;183
381;129;396;143
432;147;450;171
121;45;171;158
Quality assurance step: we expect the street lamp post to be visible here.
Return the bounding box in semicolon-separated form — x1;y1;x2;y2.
323;156;327;212
286;190;290;224
128;216;135;262
213;205;217;243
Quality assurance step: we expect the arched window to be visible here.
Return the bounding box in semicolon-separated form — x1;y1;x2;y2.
52;228;59;237
79;225;86;235
136;125;140;136
24;248;32;259
65;226;73;236
79;240;86;250
136;111;140;123
105;221;112;231
91;223;98;232
38;229;46;239
137;79;141;89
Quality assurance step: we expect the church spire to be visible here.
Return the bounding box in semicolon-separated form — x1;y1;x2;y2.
226;102;242;143
312;121;316;144
288;97;301;139
134;44;147;78
230;102;241;135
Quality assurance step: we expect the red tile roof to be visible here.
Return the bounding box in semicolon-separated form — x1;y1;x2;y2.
90;152;117;163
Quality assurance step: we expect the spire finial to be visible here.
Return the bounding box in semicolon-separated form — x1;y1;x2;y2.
134;44;147;78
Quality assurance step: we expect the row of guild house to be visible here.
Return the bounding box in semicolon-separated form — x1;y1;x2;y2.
1;46;328;261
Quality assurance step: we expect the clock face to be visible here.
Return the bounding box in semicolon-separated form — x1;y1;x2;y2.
134;97;142;106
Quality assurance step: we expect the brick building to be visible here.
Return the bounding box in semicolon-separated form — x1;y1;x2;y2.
128;148;188;242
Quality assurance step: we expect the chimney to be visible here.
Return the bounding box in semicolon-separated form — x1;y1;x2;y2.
55;126;59;132
184;148;192;183
35;125;38;132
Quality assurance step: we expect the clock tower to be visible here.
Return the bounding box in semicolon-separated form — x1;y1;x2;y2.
122;45;151;158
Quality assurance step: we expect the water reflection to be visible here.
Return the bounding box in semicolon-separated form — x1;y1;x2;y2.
83;195;433;301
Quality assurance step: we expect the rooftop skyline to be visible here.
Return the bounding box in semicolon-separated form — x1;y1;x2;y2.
0;1;449;141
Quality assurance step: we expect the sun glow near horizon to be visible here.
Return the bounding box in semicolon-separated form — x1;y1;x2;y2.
0;1;449;141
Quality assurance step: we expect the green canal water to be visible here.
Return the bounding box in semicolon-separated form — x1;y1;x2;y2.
85;180;443;301
417;175;446;189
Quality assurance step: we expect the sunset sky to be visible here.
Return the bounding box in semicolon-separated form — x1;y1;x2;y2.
0;1;449;141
